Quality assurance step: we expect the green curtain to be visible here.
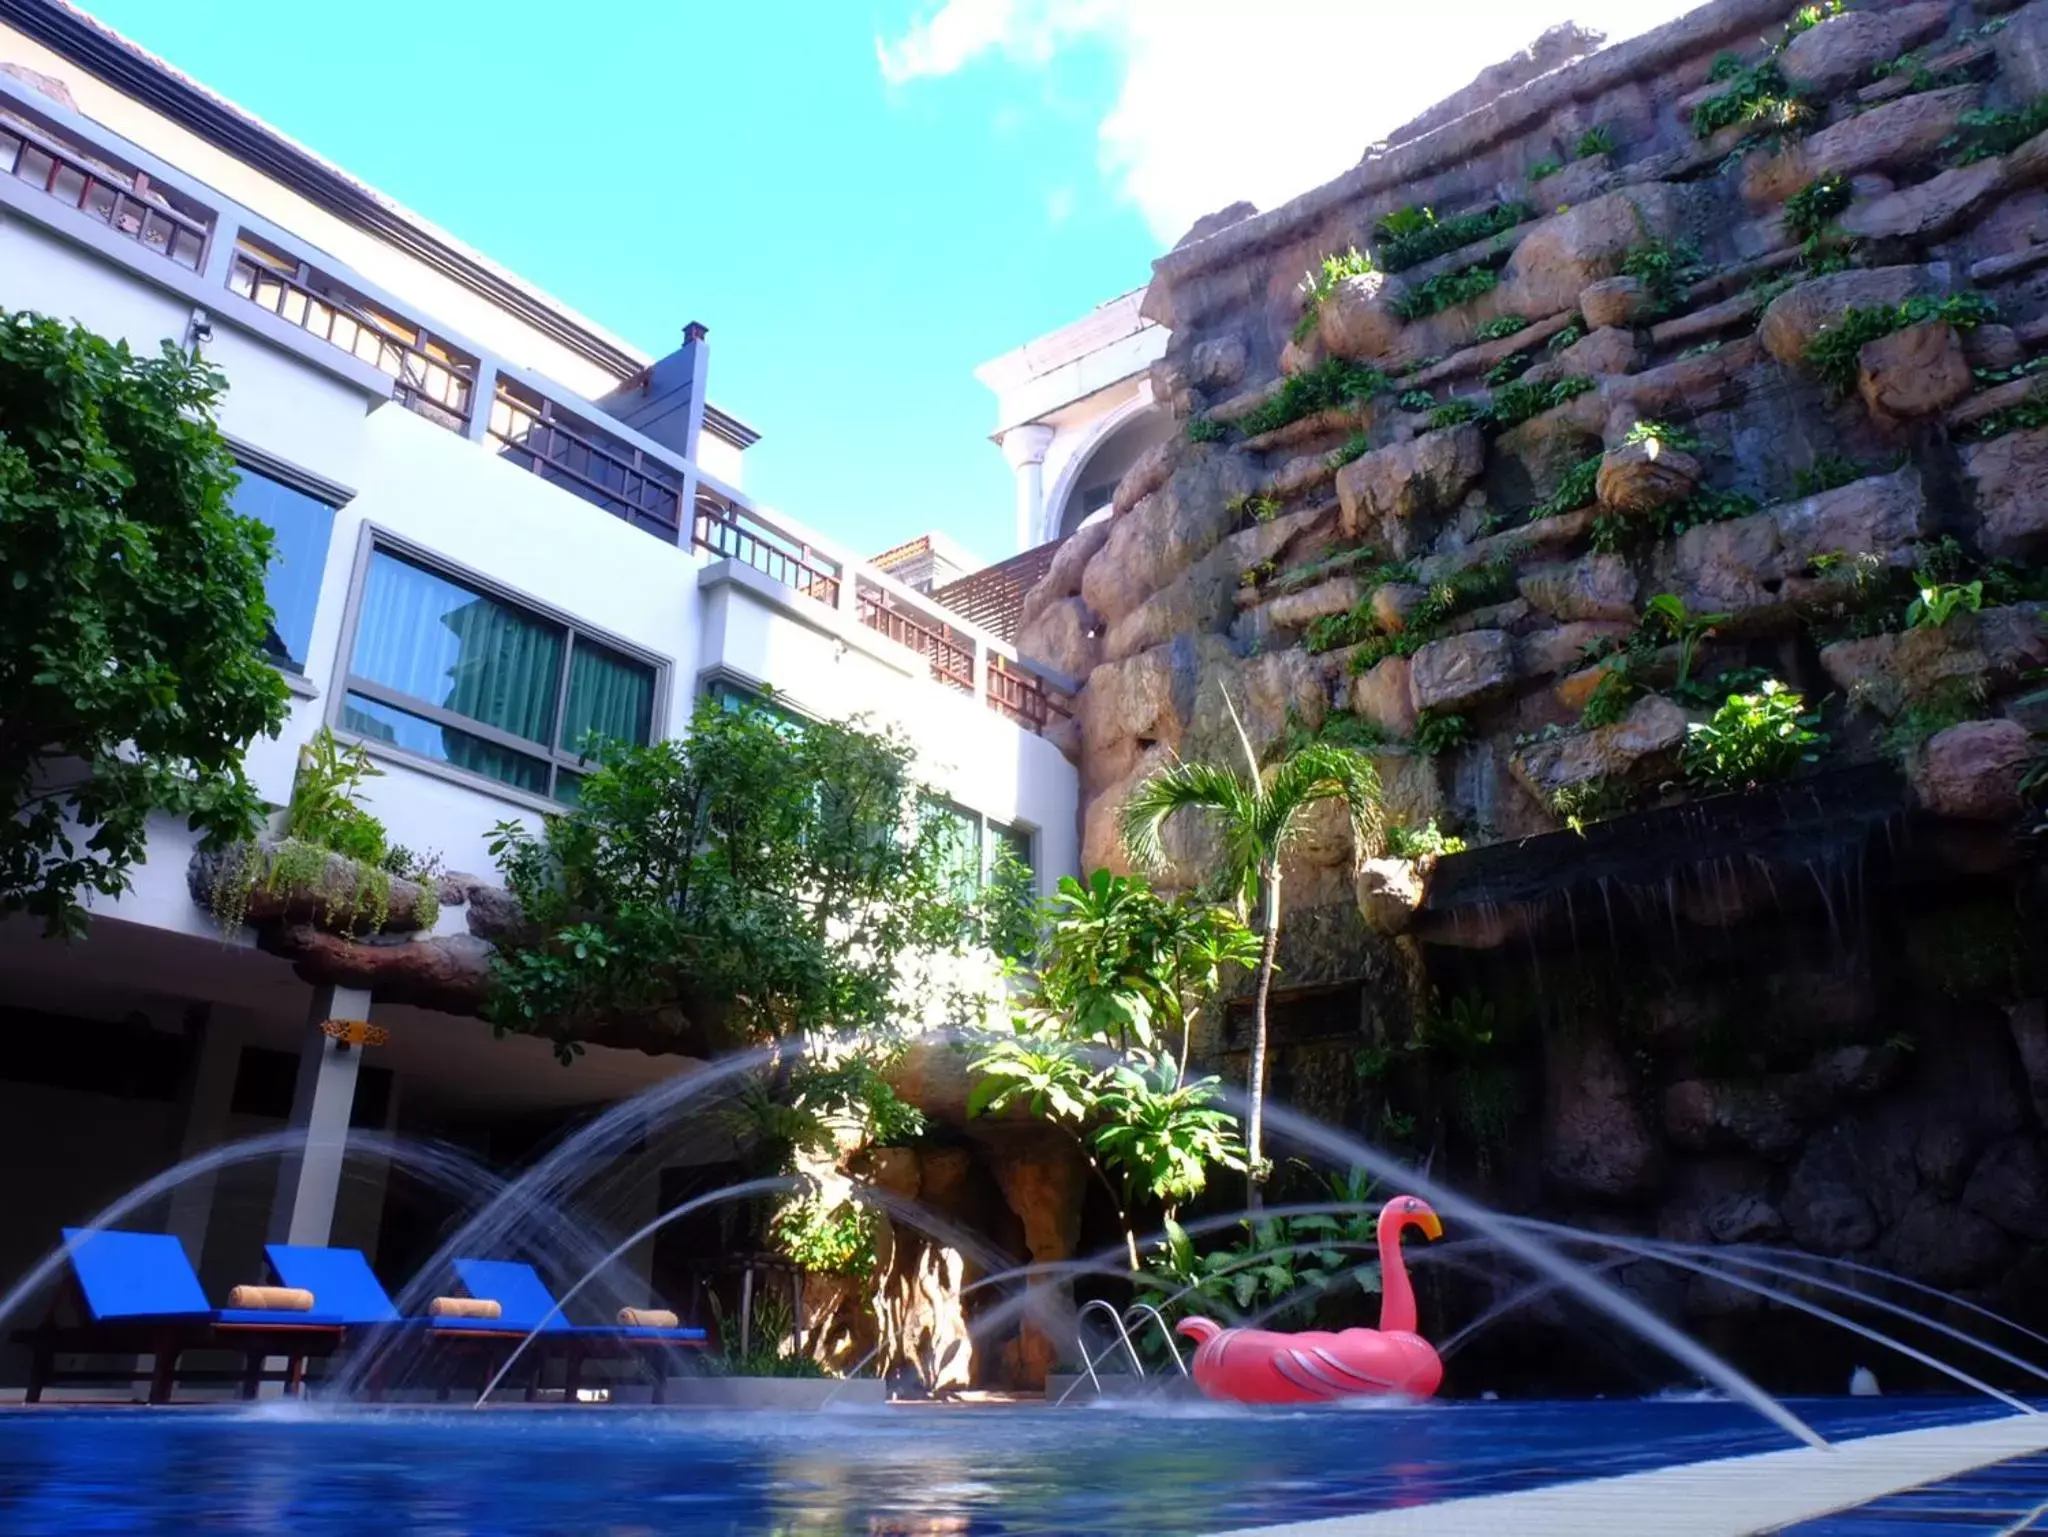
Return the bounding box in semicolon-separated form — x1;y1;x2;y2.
350;551;562;787
560;639;654;758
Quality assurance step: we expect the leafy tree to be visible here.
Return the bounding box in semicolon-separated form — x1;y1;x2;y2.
970;871;1254;1267
487;695;1017;1063
0;310;290;936
1034;870;1259;1080
1119;697;1384;1204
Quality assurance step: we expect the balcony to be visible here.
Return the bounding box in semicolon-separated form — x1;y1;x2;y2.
693;490;843;608
986;652;1073;732
1;105;209;269
226;237;476;430
490;379;686;539
857;582;974;694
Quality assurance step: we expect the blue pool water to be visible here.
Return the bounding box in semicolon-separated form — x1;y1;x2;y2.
0;1397;2013;1534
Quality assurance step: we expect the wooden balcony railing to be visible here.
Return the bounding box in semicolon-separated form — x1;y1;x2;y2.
858;585;975;694
227;243;475;429
1;110;209;269
694;493;842;607
490;380;685;538
986;652;1072;731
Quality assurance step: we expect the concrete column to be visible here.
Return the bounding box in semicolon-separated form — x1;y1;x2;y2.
463;360;500;444
268;985;368;1247
1000;424;1057;553
165;1010;244;1268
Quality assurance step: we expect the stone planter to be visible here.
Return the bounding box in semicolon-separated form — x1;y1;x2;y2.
657;1376;888;1410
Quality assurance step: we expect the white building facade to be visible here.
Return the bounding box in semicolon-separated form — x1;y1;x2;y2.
974;287;1172;553
0;2;1077;1330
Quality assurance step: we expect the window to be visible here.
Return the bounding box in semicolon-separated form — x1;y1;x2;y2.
917;799;1036;898
229;463;336;673
707;676;806;734
340;544;659;802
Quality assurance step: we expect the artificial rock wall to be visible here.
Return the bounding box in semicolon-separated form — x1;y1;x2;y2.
1015;0;2048;1382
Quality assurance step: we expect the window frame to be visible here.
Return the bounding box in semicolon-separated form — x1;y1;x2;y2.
330;526;670;809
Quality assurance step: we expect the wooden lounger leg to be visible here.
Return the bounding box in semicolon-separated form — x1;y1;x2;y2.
24;1342;49;1405
148;1337;177;1405
240;1351;262;1400
287;1353;307;1397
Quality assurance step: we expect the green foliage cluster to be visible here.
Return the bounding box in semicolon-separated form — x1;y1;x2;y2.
1964;383;2048;442
1374;201;1532;272
1413;711;1473;757
1239;359;1391;438
1185;416;1227;444
1303;558;1517;671
1528;157;1564;184
1475;315;1531;342
1884;678;1989;758
1593;485;1760;555
206;726;439;939
1118;719;1387;1199
1397;388;1436;412
1293;246;1377;343
487;696;1013;1063
1625;419;1701;451
1384;820;1468;859
1621;236;1708;315
1227;492;1283;525
1806;292;1997;393
1681;679;1826;792
1793;454;1879;497
1485;353;1533;388
1145;1171;1384;1325
1870;46;1973;95
1428;399;1480;430
973;871;1262;1253
1906;572;1983;630
1528;451;1604;522
705;1291;827;1379
1947;98;2048;166
1240;560;1277;590
1484;374;1596;431
1691;60;1809;140
1390;263;1502;322
1576;124;1617;159
1785;0;1844;37
0;310;292;937
1326;432;1374;471
771;1194;879;1278
1279;708;1390;759
1552;776;1638;835
1548;320;1587;355
1781;172;1852;244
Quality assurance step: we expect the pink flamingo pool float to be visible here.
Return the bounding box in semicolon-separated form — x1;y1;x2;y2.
1177;1195;1444;1405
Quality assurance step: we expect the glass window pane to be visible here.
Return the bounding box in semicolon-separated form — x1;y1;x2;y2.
553;769;585;807
992;822;1034;878
920;797;981;899
351;551;563;744
560;639;654;758
708;678;805;735
342;692;551;795
228;466;334;673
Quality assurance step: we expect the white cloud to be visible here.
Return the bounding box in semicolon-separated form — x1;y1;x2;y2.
879;0;1703;241
1045;184;1077;225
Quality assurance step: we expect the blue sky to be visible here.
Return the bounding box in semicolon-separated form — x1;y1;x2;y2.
80;0;1695;565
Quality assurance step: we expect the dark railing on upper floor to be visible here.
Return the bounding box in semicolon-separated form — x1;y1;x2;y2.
226;238;475;429
857;583;975;694
693;491;842;608
0;107;210;269
490;379;685;538
985;651;1072;731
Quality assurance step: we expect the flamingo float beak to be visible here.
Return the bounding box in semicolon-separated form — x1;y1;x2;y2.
1417;1209;1444;1241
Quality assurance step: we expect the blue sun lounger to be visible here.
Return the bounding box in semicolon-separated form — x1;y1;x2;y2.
452;1257;705;1402
16;1228;346;1403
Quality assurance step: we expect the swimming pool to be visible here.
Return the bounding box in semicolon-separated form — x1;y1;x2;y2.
0;1398;2012;1534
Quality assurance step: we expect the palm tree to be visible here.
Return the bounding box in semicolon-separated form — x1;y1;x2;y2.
1118;695;1383;1205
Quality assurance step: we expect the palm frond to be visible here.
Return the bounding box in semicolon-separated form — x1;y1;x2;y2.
1118;759;1254;874
1261;742;1386;857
